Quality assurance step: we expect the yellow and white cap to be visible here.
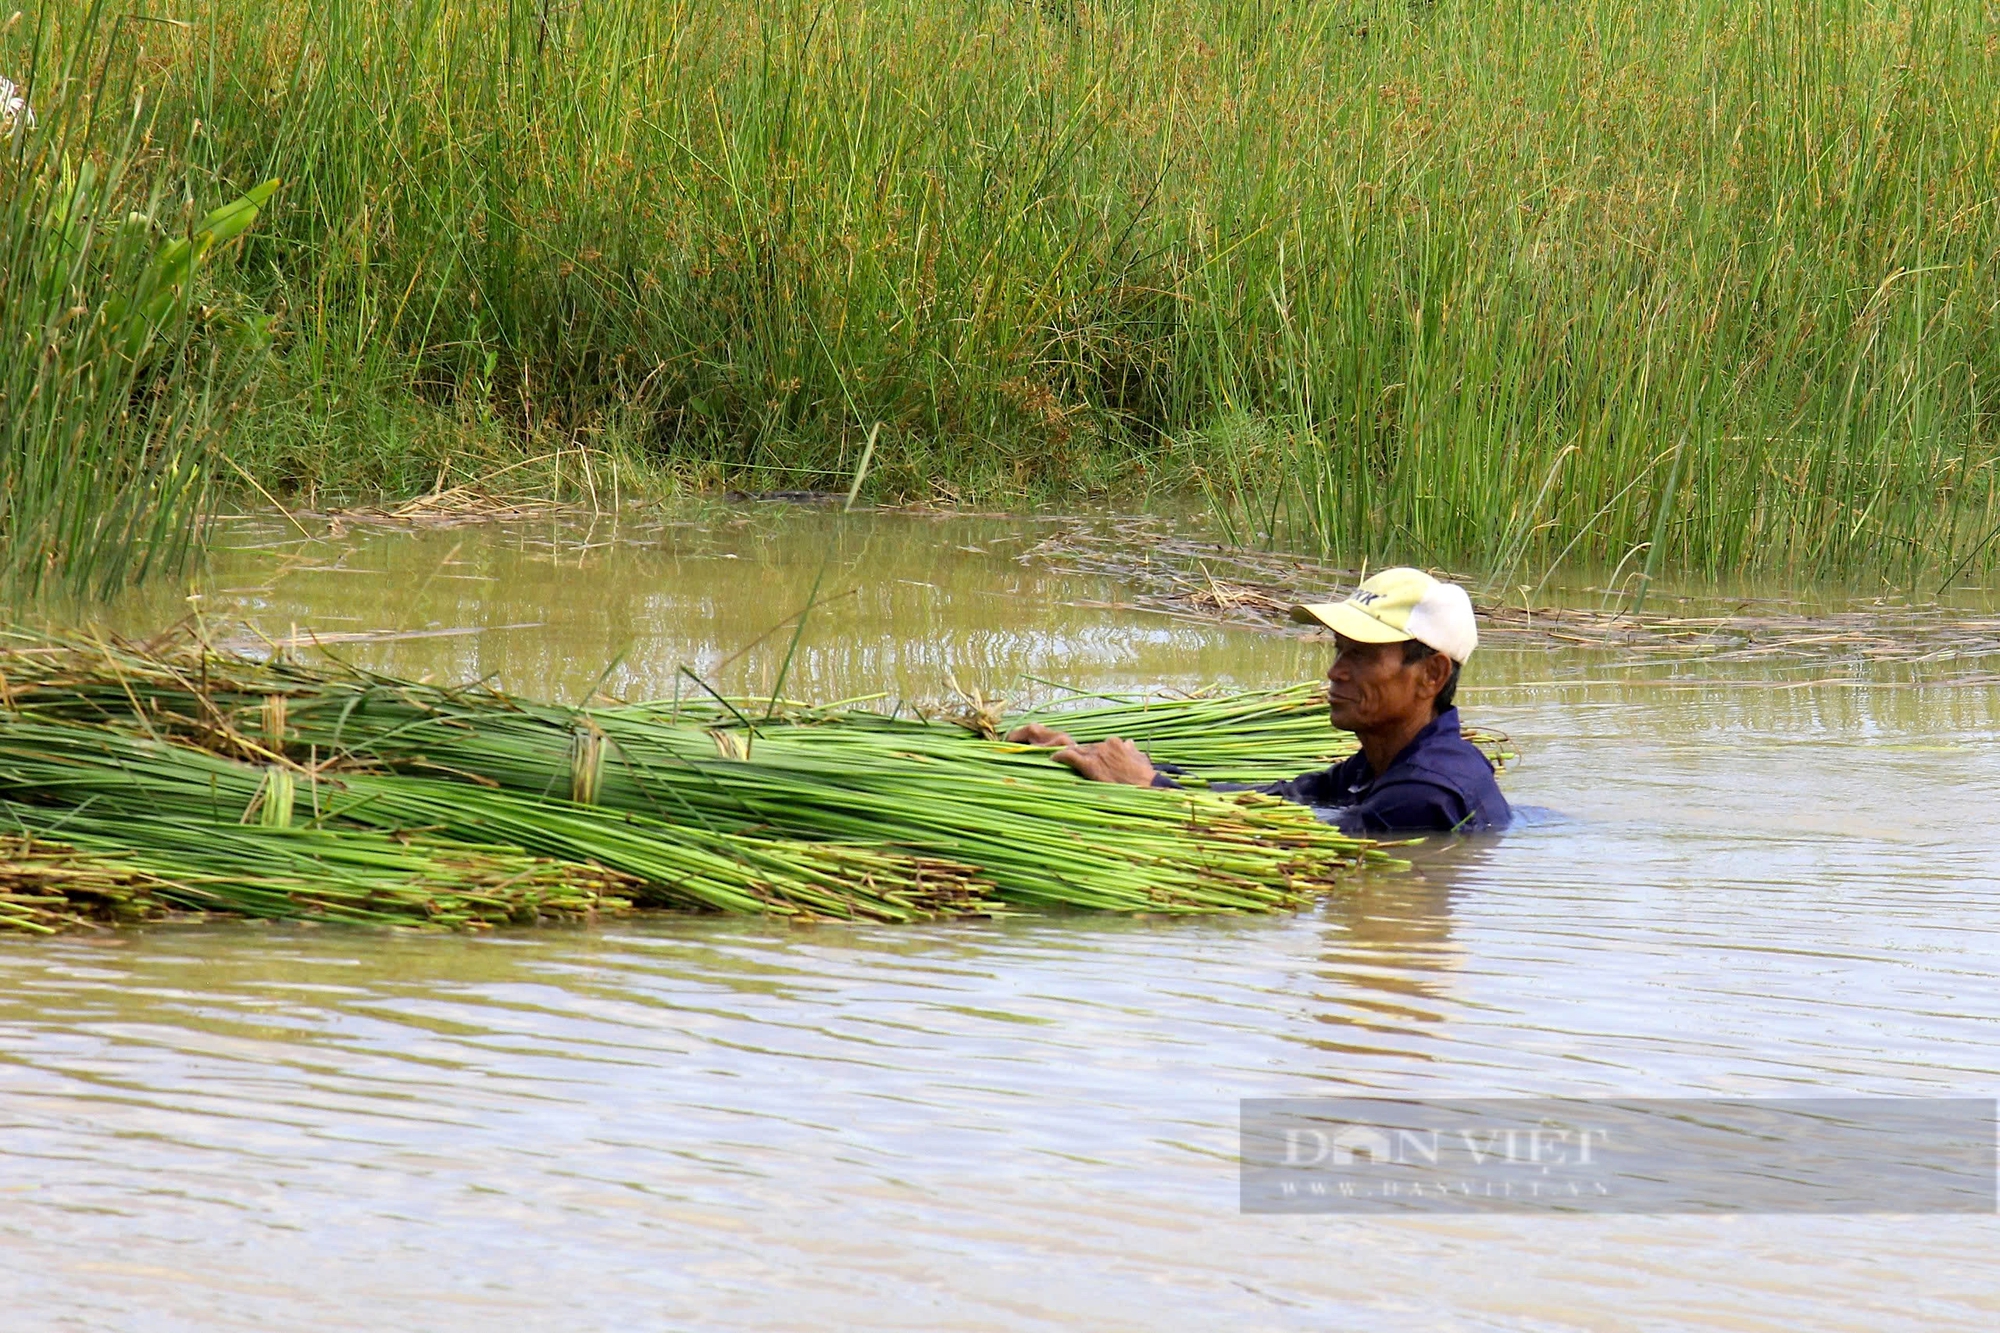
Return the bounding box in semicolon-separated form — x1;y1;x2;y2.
1290;567;1478;663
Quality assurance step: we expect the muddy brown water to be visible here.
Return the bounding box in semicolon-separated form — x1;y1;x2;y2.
4;509;1999;1330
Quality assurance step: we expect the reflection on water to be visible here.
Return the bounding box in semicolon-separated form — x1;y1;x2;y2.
4;510;1999;1329
100;509;1329;704
1295;844;1479;1065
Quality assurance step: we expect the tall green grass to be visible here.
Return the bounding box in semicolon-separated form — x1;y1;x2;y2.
0;2;276;596
10;0;2000;581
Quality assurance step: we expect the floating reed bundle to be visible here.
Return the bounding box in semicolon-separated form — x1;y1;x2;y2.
0;631;1412;932
1;806;638;931
0;834;167;934
0;719;999;924
619;682;1510;783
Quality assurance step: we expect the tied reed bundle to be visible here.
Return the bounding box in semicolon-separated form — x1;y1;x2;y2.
0;834;165;934
0;815;637;934
0;631;1412;931
0;718;1000;924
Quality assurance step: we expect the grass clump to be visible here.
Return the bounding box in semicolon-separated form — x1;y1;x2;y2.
0;5;279;596
9;0;2000;582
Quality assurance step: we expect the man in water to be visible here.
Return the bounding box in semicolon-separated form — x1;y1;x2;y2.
1008;567;1511;835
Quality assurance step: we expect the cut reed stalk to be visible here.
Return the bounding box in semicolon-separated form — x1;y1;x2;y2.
0;632;1406;922
0;833;167;933
0;809;636;933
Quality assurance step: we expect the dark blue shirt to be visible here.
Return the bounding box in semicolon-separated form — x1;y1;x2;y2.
1156;706;1509;837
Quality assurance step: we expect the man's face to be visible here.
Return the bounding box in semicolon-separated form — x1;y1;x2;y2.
1324;634;1434;732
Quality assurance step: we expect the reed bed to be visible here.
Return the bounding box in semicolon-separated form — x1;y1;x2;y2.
0;632;1403;930
0;8;280;597
7;0;1999;584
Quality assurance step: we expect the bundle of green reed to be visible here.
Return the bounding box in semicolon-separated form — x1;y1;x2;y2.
0;631;1407;924
619;683;1508;785
0;717;999;923
1;628;1505;781
1;802;638;931
1007;685;1513;784
0;833;167;934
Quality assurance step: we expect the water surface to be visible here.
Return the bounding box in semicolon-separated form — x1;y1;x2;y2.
5;510;1998;1329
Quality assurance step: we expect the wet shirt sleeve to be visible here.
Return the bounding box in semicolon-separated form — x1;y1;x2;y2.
1328;780;1473;836
1210;763;1475;836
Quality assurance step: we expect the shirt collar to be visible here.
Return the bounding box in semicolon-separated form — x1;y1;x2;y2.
1357;707;1462;784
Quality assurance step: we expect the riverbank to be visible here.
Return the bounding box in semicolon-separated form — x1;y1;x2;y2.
8;0;2000;595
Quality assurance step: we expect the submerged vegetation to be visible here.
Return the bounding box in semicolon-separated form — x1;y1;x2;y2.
0;632;1409;931
7;0;2000;588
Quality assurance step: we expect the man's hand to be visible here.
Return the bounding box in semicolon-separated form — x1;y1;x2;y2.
1005;723;1075;748
1008;724;1159;787
1052;736;1157;788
